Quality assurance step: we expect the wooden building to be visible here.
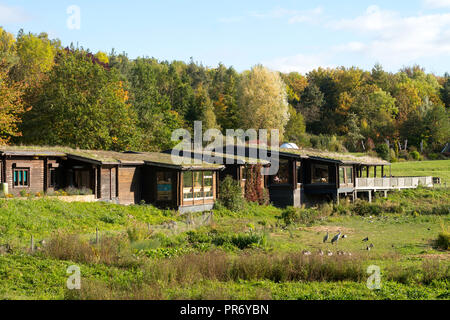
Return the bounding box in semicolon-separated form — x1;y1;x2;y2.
0;147;223;213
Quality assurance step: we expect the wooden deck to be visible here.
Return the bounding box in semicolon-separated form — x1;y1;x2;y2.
355;176;434;191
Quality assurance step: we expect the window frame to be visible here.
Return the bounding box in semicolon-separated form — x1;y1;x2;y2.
13;168;30;188
311;164;330;184
182;171;214;202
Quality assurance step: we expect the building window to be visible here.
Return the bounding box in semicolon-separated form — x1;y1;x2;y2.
311;164;329;184
346;167;353;183
49;168;57;188
183;171;193;200
13;168;30;187
339;167;345;185
183;171;214;201
271;159;290;185
156;171;173;201
203;171;213;198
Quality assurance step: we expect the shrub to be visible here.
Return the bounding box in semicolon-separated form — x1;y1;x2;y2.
281;207;299;225
19;190;28;197
352;201;383;216
45;232;133;266
436;232;450;250
409;151;421;161
217;176;245;212
375;144;390;161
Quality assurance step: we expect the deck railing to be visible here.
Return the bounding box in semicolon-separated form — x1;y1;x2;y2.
355;176;433;190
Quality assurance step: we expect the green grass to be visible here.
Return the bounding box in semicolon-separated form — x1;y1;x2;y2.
390;160;450;184
0;187;449;300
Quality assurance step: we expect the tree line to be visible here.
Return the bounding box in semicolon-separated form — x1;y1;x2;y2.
1;28;449;159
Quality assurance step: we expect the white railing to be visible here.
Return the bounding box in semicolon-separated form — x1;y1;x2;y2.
355;176;433;190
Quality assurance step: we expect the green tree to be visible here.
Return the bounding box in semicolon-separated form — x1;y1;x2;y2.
238;65;290;140
0;60;25;144
284;105;306;143
13;31;56;82
20;49;138;150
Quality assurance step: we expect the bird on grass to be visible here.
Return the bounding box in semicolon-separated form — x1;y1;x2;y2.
331;231;342;245
323;231;329;243
318;249;324;256
362;237;369;242
342;234;348;239
302;250;312;256
366;246;371;251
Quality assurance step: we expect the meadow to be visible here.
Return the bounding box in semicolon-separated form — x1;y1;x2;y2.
0;187;448;300
390;160;450;184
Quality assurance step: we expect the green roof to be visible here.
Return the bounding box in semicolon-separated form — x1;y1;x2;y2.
280;148;390;165
0;146;223;169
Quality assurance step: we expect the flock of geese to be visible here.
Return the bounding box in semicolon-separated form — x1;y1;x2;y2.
301;230;375;256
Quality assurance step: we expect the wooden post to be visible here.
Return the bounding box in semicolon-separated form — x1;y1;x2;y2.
96;227;99;244
368;191;372;203
374;166;377;178
366;166;369;178
30;235;34;252
381;166;384;177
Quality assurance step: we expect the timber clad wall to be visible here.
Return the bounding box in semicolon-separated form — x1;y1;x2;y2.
5;158;45;196
100;166;118;201
118;166;141;205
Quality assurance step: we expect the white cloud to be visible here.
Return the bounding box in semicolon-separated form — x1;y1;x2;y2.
329;5;450;66
424;0;450;8
0;4;28;23
219;6;323;24
264;53;334;74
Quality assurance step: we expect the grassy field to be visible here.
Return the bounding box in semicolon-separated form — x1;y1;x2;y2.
390;160;450;184
0;187;448;300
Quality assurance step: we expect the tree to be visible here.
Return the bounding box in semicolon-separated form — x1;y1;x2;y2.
238;65;290;140
95;51;109;64
284;105;306;143
12;31;56;82
0;60;25;144
0;28;17;67
440;76;450;109
296;83;325;132
128;58;184;151
20;49;138;151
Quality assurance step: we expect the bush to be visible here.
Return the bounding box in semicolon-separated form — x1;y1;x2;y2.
352;201;383;216
436;232;450;250
409;151;421;161
217;176;245;212
281;206;322;225
375;144;390;161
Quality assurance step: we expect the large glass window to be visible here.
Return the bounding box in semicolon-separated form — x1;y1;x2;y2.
272;159;290;185
183;171;193;200
346;167;353;183
312;164;329;184
183;171;214;201
13;168;30;187
339;167;345;184
157;171;173;201
203;171;213;198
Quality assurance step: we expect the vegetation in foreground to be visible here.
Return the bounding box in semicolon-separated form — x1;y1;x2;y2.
0;187;448;300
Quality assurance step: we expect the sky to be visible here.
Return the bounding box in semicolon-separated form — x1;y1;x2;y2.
1;0;450;75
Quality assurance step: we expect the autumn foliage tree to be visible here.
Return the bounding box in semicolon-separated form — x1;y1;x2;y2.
0;60;25;145
20;49;138;151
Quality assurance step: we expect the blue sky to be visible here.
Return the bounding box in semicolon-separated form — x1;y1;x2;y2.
1;0;450;75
